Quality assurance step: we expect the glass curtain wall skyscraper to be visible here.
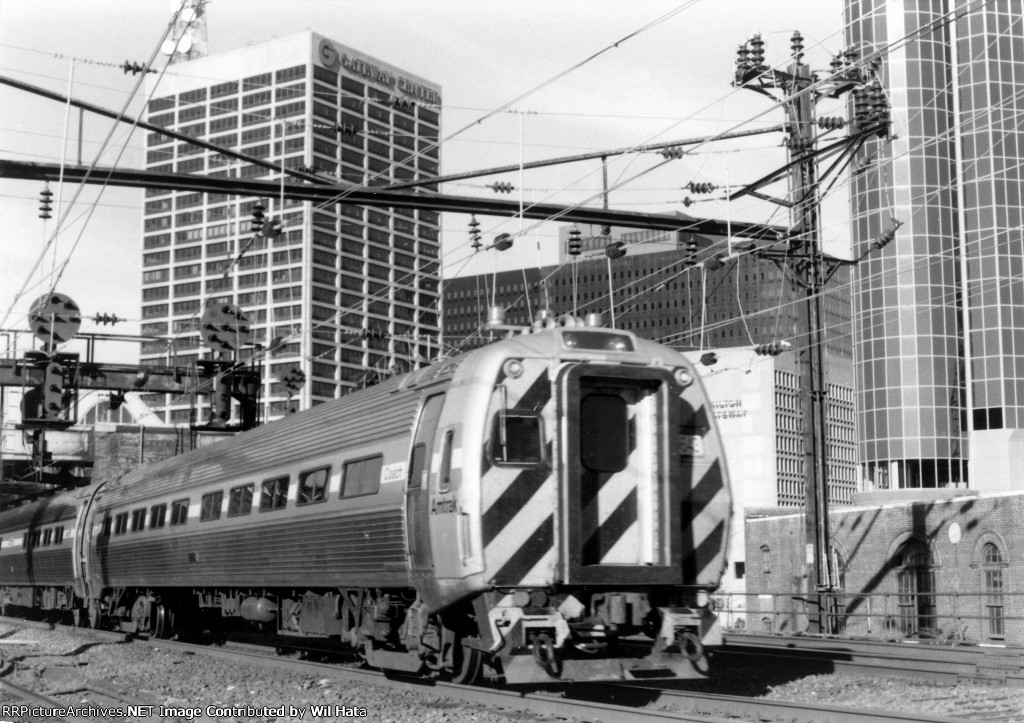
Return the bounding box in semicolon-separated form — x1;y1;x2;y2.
140;33;442;423
846;0;1024;489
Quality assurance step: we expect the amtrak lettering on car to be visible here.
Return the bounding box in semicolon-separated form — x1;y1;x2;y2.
431;496;457;515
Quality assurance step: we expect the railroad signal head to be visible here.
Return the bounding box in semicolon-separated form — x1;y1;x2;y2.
200;303;253;351
29;292;81;351
282;367;306;393
211;374;232;424
41;361;65;418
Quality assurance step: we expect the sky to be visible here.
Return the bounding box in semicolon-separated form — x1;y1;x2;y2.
0;0;845;356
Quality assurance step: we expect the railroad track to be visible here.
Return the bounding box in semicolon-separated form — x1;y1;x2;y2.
722;632;1024;685
0;616;970;723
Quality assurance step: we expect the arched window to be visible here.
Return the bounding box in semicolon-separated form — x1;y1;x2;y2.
982;542;1005;640
894;540;934;636
827;545;848;634
760;545;771;590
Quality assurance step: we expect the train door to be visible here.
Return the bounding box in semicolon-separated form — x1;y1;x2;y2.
407;393;444;574
562;365;683;585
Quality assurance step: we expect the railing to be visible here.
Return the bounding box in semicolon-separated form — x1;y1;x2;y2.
711;591;1022;647
1;426;93;460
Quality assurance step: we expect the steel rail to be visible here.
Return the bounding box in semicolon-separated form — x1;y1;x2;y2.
599;681;967;723
0;617;979;723
722;632;1024;684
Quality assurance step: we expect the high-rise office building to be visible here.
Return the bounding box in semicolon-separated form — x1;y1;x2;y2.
846;1;1024;489
139;32;442;423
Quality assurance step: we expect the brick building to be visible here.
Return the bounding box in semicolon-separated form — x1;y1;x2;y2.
743;490;1020;645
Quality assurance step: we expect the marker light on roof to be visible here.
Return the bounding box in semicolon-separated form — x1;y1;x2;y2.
561;330;634;352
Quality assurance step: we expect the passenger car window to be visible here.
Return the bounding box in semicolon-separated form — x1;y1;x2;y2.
170;499;189;526
150;503;167;529
439;429;455;492
228;483;254;516
580;394;629;472
298;466;330;505
342;456;382;497
491;412;543;465
200;491;224;521
260;476;289;511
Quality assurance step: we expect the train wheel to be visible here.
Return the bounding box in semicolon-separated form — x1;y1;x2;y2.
450;643;483;685
153;603;174;639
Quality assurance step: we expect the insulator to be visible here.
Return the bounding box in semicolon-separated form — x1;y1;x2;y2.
494;233;514;251
830;55;843;74
688;181;715;194
817;117;847;130
92;313;121;326
568;225;582;257
251;201;266;234
749;34;766;66
38;184;53;220
853;87;870;124
736;44;751;71
707;254;727;271
122;60;151;76
791;31;804;60
488;182;515;194
682;196;694;207
873;219;903;250
605;241;627;260
660;146;685;160
469;214;482;250
601;225;611;236
335;123;359;136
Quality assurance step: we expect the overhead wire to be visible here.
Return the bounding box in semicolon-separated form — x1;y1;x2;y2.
0;1;194;332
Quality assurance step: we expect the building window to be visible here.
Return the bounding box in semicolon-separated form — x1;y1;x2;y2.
982;542;1005;640
114;512;129;535
760;545;771;589
894;540;935;636
130;508;146;532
